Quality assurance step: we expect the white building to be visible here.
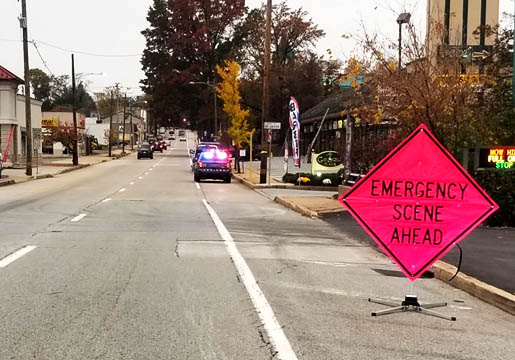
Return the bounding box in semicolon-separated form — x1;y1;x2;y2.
0;65;42;166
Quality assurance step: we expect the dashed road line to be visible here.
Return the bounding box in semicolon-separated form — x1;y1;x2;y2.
0;246;37;268
138;176;143;180
202;199;297;360
145;172;149;175
71;213;87;222
119;188;126;193
130;182;135;185
195;183;201;190
102;198;112;203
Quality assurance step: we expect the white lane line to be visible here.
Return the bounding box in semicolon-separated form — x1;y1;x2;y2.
195;183;201;190
149;169;153;172
130;182;135;185
138;176;143;180
119;188;126;193
0;246;37;268
71;213;87;222
202;200;297;360
102;198;112;203
145;172;149;175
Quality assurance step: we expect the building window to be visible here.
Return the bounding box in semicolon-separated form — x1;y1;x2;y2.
338;120;343;129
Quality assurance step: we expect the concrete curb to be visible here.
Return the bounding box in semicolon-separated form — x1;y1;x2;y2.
431;261;515;315
0;178;15;187
34;174;54;180
274;196;319;218
56;164;91;175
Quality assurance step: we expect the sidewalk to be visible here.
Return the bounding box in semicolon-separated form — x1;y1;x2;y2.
234;170;515;316
0;149;133;187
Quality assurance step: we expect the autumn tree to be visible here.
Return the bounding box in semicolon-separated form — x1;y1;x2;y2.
141;0;246;132
43;125;79;155
216;60;254;173
345;19;513;158
96;86;124;119
233;1;334;141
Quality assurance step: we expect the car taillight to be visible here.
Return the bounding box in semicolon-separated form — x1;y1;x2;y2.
226;162;231;168
198;161;204;168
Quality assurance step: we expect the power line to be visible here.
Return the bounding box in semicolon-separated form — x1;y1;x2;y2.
33;39;142;58
30;40;54;77
0;37;142;58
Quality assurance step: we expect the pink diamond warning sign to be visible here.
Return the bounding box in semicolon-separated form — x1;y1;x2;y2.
339;124;499;281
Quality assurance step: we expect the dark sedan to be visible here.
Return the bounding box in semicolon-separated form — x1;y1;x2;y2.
137;144;153;159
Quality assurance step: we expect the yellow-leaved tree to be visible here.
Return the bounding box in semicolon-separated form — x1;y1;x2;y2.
216;60;255;173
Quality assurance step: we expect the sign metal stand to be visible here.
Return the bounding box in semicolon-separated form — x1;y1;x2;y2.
368;282;455;321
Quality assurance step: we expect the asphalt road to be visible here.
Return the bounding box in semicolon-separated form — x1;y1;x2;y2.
0;132;514;359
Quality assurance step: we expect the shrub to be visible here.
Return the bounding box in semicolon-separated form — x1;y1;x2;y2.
282;172;344;186
473;170;515;227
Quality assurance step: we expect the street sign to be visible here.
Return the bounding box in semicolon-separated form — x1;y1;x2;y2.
339;124;498;281
264;122;281;130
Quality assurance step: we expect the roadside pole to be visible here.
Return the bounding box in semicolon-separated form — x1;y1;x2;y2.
512;1;515;107
108;91;113;157
268;130;272;186
21;0;32;175
71;54;79;166
129;102;133;150
260;0;272;184
249;133;253;183
122;93;127;154
344;109;353;184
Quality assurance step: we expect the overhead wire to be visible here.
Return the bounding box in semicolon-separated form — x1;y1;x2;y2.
0;37;141;58
30;40;54;77
32;38;142;58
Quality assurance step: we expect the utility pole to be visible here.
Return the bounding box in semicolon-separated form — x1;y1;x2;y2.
122;93;127;154
512;0;515;106
108;90;113;157
21;0;32;176
213;78;218;137
129;100;134;150
71;54;79;166
260;0;272;184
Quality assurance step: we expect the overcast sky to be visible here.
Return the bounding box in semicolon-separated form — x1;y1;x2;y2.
1;0;512;97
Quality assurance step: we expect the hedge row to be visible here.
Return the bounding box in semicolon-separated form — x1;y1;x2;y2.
282;170;344;187
473;170;515;227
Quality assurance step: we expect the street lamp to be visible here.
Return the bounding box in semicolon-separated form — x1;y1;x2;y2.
188;81;218;137
397;12;411;72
